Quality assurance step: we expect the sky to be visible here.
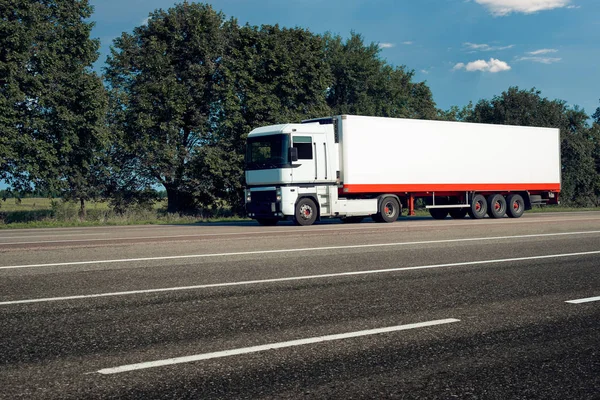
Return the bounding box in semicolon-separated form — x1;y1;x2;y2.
89;0;600;116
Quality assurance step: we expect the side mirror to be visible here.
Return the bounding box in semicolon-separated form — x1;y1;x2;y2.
289;147;298;162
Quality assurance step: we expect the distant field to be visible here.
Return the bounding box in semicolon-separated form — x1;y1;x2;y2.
0;198;166;212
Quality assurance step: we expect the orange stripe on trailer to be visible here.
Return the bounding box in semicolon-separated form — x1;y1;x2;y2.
342;183;561;193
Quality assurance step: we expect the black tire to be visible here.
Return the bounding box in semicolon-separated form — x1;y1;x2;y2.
294;198;318;226
468;194;487;219
256;218;279;226
341;216;364;224
449;208;468;219
506;194;525;218
487;194;507;218
429;208;448;220
378;197;400;223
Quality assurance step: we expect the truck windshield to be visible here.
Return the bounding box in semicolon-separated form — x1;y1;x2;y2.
246;134;290;170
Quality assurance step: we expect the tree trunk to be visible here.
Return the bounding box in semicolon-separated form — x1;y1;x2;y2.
79;198;86;219
165;185;195;214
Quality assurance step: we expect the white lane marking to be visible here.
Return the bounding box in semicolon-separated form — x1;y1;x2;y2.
565;296;600;304
2;250;599;306
2;230;600;271
95;318;460;374
0;232;110;240
2;216;600;245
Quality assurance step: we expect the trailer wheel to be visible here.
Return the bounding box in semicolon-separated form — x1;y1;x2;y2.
429;208;448;219
449;208;468;219
506;194;525;218
468;194;487;219
256;218;279;226
379;197;400;223
295;198;318;226
487;194;507;218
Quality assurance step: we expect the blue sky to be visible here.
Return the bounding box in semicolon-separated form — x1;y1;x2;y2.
89;0;600;116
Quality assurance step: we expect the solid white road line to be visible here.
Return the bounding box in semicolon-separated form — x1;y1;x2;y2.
1;230;600;271
565;296;600;304
2;216;600;246
95;318;460;374
2;250;599;306
0;232;110;240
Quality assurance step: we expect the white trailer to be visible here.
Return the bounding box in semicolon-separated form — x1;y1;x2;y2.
244;115;560;226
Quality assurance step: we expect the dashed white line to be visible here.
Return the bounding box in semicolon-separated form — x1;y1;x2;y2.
2;250;599;306
95;318;460;374
565;296;600;304
1;230;599;271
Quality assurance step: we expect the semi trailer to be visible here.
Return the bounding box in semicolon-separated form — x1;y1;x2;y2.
244;115;560;226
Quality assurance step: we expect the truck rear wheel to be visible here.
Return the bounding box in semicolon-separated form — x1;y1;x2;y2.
506;194;525;218
487;194;507;218
449;208;468;219
429;208;448;219
295;198;318;226
378;197;400;223
468;194;487;219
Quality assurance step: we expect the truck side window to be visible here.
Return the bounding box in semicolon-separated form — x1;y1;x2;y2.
293;136;313;160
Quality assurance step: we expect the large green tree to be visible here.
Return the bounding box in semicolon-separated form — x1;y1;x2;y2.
207;23;332;211
105;2;230;213
105;3;441;214
466;87;599;206
0;0;107;213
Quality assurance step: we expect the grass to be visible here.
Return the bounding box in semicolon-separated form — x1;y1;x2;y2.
0;198;248;229
0;198;166;212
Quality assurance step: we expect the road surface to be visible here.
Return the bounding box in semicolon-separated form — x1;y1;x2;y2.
1;212;599;399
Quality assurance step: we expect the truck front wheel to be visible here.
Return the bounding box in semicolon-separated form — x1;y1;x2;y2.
295;198;318;226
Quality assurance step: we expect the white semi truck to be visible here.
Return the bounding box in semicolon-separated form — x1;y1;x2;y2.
244;115;560;226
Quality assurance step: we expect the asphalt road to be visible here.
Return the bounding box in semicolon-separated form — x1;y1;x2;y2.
1;212;599;399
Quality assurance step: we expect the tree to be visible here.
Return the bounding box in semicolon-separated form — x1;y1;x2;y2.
324;32;437;119
467;87;599;205
0;0;107;215
210;23;333;210
105;2;230;213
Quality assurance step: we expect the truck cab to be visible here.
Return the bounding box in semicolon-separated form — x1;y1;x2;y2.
245;121;341;225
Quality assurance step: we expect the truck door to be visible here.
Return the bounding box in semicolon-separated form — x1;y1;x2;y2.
314;137;328;182
291;135;315;184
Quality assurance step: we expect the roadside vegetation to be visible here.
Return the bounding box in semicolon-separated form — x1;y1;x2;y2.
2;1;599;229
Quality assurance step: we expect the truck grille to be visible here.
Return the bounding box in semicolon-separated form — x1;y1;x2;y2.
251;190;277;203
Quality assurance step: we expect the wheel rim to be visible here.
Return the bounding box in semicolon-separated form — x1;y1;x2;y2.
513;201;522;212
299;204;313;220
476;200;485;214
384;202;395;218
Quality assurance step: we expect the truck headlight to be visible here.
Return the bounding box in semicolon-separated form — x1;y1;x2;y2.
246;192;251;203
276;188;282;201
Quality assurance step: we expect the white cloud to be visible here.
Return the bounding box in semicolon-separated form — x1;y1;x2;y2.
516;56;561;64
141;17;151;25
453;58;511;73
474;0;572;16
463;42;514;52
379;43;395;49
402;41;414;45
527;48;558;55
